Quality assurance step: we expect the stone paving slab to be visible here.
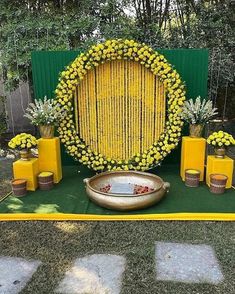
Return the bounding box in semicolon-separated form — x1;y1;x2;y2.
155;242;224;284
0;256;41;294
56;254;126;294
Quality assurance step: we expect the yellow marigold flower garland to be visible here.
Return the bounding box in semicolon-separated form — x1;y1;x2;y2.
8;133;37;150
55;39;186;171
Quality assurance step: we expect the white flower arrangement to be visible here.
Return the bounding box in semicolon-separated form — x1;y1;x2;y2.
24;96;66;126
181;96;218;124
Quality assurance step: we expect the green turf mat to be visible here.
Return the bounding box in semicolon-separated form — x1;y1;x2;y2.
0;165;234;214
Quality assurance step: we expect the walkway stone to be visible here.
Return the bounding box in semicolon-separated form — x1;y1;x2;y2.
56;254;126;294
155;242;224;284
0;256;41;294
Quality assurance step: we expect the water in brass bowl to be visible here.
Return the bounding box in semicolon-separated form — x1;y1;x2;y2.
83;171;170;211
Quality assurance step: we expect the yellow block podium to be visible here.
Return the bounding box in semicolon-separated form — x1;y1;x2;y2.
206;155;234;188
13;158;39;191
38;137;62;183
180;136;206;181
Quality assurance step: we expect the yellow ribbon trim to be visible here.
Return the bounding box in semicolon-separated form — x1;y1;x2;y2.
0;213;234;221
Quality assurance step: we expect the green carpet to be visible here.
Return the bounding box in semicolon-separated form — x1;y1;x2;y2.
0;165;234;215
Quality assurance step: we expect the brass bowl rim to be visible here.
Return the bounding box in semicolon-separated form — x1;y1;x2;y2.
85;170;164;198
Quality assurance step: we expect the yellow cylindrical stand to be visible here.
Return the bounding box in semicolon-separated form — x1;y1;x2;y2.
38;137;62;183
206;155;234;189
180;136;206;181
13;158;39;191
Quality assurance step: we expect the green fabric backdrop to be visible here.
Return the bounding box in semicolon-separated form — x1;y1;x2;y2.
31;49;209;165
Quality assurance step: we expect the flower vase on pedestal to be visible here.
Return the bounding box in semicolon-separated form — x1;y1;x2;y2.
19;149;30;161
214;147;226;158
39;125;55;139
189;124;204;138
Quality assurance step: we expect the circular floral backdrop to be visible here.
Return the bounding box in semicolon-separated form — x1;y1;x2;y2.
55;39;186;171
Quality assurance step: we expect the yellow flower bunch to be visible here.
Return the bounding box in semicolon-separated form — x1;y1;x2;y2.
8;133;37;150
55;39;186;171
207;131;234;147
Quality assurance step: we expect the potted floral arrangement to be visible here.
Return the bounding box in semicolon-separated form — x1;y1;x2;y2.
181;96;218;137
207;131;234;158
8;133;37;160
24;96;66;139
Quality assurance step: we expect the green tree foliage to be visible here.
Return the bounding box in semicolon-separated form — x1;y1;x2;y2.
0;0;234;118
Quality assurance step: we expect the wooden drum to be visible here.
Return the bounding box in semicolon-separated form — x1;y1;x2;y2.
185;169;200;187
12;179;27;197
38;172;54;191
210;174;227;194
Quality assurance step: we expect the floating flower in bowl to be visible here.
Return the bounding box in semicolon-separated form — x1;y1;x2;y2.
84;170;170;211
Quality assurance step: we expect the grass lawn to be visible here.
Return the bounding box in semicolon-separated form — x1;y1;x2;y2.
0;220;234;294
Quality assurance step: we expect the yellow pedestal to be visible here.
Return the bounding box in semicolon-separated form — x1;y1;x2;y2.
38;137;62;183
180;136;206;181
206;155;234;188
13;158;39;191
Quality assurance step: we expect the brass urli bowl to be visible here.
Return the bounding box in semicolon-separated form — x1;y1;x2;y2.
83;171;170;211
